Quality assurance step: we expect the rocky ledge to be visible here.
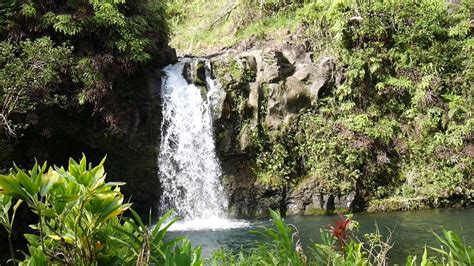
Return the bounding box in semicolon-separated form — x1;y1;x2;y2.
181;44;365;217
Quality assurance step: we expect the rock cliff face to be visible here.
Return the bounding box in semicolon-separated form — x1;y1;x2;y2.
210;46;338;130
182;44;362;217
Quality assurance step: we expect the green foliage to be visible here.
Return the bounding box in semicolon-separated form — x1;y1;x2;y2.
0;37;72;135
0;155;203;265
169;0;472;209
211;209;305;265
406;229;474;266
212;210;472;266
367;197;429;213
238;0;300;26
9;0;169;64
168;0;301;55
210;210;388;265
106;208;203;265
0;0;170;136
0;195;22;264
162;239;203;266
251;209;303;264
228;58;256;84
211;211;386;265
251;126;299;187
249;0;473;205
0;155;130;264
0;159;471;266
430;229;474;265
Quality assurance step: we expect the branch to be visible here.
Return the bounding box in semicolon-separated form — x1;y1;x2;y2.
206;1;239;30
0;114;16;136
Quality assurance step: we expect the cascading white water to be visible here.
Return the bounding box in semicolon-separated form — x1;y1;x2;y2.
158;59;248;231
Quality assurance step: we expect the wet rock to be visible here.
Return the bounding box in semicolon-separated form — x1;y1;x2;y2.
286;177;359;216
183;59;206;86
217;127;234;153
224;156;286;218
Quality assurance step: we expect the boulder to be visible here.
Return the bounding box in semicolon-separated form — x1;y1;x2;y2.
266;77;311;128
308;57;337;101
262;51;295;83
282;45;307;65
183;59;207;86
285;77;311;114
286;176;360;215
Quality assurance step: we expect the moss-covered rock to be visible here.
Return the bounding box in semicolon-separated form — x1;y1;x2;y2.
208;45;346;217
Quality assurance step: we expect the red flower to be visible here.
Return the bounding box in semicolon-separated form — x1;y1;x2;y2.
328;213;351;250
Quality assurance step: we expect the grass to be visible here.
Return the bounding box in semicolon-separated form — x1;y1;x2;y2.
237;11;300;44
367;197;430;213
168;0;231;55
168;0;303;56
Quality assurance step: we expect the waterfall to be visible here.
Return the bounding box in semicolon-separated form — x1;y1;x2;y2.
158;59;247;231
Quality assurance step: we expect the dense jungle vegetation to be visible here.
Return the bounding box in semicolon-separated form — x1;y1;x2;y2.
0;0;473;264
0;0;170;164
169;0;473;211
0;156;472;265
0;0;172;263
251;0;473;211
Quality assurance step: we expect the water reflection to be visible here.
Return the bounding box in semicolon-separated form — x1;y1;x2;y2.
166;208;473;264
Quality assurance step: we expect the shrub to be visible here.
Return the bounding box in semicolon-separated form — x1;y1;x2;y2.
0;0;171;136
212;210;472;266
296;0;473;202
1;157;471;265
251;0;473;205
0;155;202;265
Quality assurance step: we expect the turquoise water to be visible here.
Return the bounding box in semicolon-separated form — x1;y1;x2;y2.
166;208;473;264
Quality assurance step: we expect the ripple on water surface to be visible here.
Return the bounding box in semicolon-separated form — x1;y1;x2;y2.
168;217;251;232
165;208;474;265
